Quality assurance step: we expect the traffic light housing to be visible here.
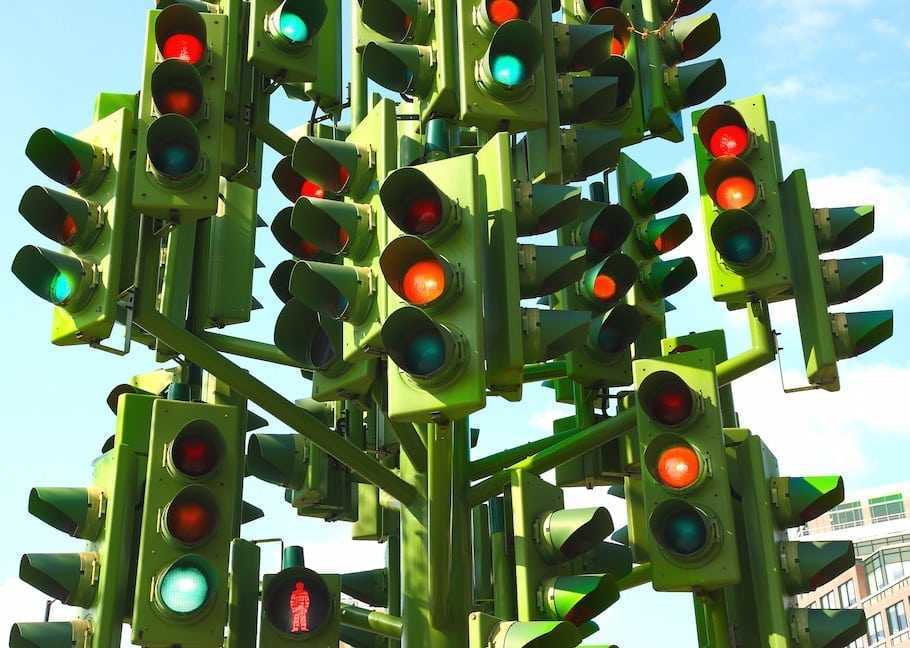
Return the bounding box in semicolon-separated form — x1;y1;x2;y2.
360;0;457;121
639;0;725;143
248;0;329;82
259;546;341;646
131;399;245;646
693;94;794;305
618;153;696;360
456;0;550;133
379;151;486;422
468;611;582;648
729;434;866;648
780;169;892;391
11;393;153;648
13;105;138;347
511;470;620;626
632;349;740;591
133;5;228;222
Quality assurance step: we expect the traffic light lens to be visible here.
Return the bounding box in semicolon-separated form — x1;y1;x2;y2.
49;273;73;304
709;125;748;157
653;389;692;425
160;89;201;117
162;34;205;65
406;331;446;375
405;197;443;235
402;259;446;305
598;325;623;353
491;54;526;87
611;38;625;55
661;508;707;555
151;142;197;177
299;179;326;199
309;327;337;369
298;239;321;259
721;227;762;264
488;0;521;24
714;176;756;210
166;494;216;545
172;429;219;477
159;564;210;614
278;12;309;43
656;446;700;489
337;227;350;250
641;373;695;426
60;216;78;246
263;569;333;636
593;273;617;301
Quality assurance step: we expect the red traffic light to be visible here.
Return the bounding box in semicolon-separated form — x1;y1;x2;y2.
488;0;522;24
639;371;695;426
403;259;446;306
171;424;220;478
656;445;701;489
155;5;208;66
300;179;326;199
166;488;216;545
709;125;749;158
162;33;205;65
263;567;334;636
405;197;444;235
697;104;751;159
593;273;617;301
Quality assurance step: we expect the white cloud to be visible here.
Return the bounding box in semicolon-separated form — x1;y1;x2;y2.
732;361;909;479
763;76;851;103
758;0;871;44
871;18;899;37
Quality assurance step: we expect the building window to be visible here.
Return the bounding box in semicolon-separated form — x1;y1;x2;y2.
883;546;910;584
838;579;857;607
886;601;908;634
819;590;839;609
867;613;885;644
847;638;866;648
869;493;905;524
865;553;887;594
831;500;865;530
808;600;819;609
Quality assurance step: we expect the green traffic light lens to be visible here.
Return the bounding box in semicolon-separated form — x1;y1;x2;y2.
711;210;765;268
491;54;527;87
50;273;74;304
661;508;707;555
721;228;762;264
278;12;309;43
406;330;446;376
159;564;210;614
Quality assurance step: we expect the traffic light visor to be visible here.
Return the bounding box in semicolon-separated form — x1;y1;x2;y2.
577;204;633;261
697;104;750;158
638;370;697;427
18;186;100;250
589;304;642;357
380;167;453;240
12;245;93;309
155;5;207;65
480;20;544;98
267;0;327;48
25;128;105;192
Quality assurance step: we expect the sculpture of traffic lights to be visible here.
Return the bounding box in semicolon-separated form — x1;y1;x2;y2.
378;153;486;422
10;393;152;648
287;99;398;362
247;0;329;83
618;153;696;359
360;0;457;121
730;434;866;647
511;471;620;627
12;104;137;347
779;168;892;392
633;349;740;591
456;0;550;133
468;611;583;648
637;0;725;142
259;546;341;647
133;5;228;222
693;94;795;305
479;133;622;400
131;399;244;646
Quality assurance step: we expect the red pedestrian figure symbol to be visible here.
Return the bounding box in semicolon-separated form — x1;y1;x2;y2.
290;582;311;632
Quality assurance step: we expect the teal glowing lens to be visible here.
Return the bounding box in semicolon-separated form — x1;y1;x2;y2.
279;12;309;43
49;273;73;304
159;565;210;614
153;143;196;177
662;509;707;556
406;331;445;376
491;54;526;87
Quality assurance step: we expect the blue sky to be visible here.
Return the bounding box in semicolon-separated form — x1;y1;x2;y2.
0;0;908;644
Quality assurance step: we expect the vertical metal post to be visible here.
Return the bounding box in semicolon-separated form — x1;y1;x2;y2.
351;0;367;126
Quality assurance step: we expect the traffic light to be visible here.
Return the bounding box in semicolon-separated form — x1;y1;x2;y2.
360;0;457;120
729;434;866;648
247;0;329;82
133;5;228;222
468;611;582;648
131;399;245;646
259;546;341;646
378;151;486;422
511;470;620;626
11;393;153;648
618;153;696;359
780;169;892;391
693;94;794;305
456;0;550;132
639;0;725;142
632;349;740;591
480;134;617;400
287;99;398;362
12;104;137;347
